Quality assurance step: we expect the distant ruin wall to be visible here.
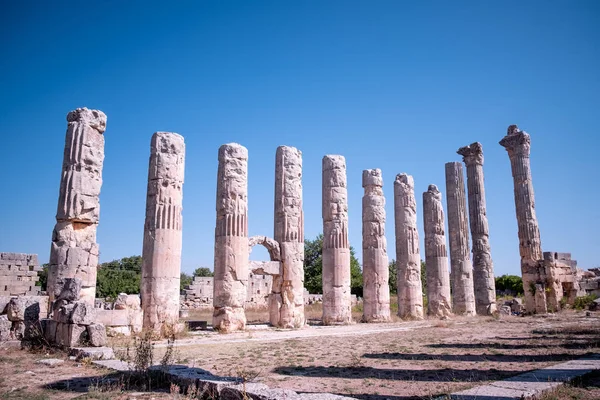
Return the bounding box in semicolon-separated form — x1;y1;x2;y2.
0;253;42;296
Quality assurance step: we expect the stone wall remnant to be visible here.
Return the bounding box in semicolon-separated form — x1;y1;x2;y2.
393;174;424;320
47;108;106;305
444;163;476;316
423;184;452;318
362;169;390;322
499;126;547;313
457;142;497;315
141;132;185;335
213;143;249;332
273;146;305;328
0;253;42;297
322;155;351;325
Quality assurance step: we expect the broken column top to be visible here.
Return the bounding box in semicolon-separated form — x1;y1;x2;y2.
362;169;383;188
394;173;414;189
149;132;185;182
277;145;302;157
426;184;441;199
323;154;346;170
499;124;531;150
219;143;248;161
457;142;484;165
67;107;107;133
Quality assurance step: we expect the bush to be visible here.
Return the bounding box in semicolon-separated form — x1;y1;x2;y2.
573;294;598;311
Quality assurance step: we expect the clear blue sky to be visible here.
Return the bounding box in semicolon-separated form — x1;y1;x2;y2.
1;1;598;276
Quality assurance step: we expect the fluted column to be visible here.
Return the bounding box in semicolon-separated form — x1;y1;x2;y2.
499;125;547;313
445;162;476;316
213;143;249;332
423;185;452;318
322;155;351;325
457;143;497;315
48;108;106;305
141;132;185;335
393;174;424;320
273;146;305;328
362;169;390;322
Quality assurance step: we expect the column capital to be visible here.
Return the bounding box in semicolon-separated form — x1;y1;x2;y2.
499;124;531;156
457;142;484;166
67;107;107;134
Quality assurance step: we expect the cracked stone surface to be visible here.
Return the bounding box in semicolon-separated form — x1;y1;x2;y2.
213;143;249;332
273;146;305;328
393;174;424;320
457;142;497;315
445;162;476;316
500;125;548;314
362;169;390;322
322;155;351;325
423;184;452;318
141;132;185;334
47;108;106;305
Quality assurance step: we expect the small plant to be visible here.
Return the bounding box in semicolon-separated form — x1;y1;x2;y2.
573;294;598;311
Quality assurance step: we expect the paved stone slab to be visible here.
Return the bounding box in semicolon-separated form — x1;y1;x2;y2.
70;346;114;360
92;359;132;371
36;358;64;367
450;354;600;399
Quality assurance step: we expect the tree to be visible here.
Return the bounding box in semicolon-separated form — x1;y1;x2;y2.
180;272;193;291
96;256;142;299
495;274;524;296
421;260;427;295
193;267;214;277
303;234;363;296
36;264;49;291
388;259;397;295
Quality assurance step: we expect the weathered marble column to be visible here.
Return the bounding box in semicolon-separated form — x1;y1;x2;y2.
423;185;452;318
394;174;424;320
273;146;305;328
457;143;497;315
213;143;249;332
141;132;185;334
499;126;547;313
48;108;106;305
445;163;476;316
362;169;390;322
322;155;352;325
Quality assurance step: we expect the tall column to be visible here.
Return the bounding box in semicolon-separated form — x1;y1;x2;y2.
322;155;351;325
362;169;390;322
423;185;452;318
457;142;497;315
499;126;546;313
394;174;424;320
48;108;106;305
213;143;249;332
273;146;305;328
445;163;476;316
141;132;185;334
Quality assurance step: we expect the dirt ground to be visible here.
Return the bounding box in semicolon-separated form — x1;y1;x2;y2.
0;310;599;399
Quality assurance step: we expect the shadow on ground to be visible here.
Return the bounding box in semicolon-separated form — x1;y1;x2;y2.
363;352;581;363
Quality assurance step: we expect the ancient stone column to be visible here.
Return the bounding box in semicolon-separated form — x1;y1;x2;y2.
422;184;452;318
322;155;352;325
499;126;547;313
273;146;305;328
394;174;424;320
362;169;391;322
444;162;476;316
457;143;497;315
213;143;249;332
48;108;106;305
141;132;185;334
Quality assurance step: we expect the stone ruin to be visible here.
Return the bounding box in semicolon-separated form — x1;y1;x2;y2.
0;253;42;296
3;108;590;353
181;273;273;310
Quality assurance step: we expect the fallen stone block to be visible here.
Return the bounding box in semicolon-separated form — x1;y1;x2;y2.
0;318;12;341
86;323;107;347
55;323;87;347
70;346;114;360
43;319;58;343
7;297;40;322
53;303;74;324
36;358;64;367
71;302;96;325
